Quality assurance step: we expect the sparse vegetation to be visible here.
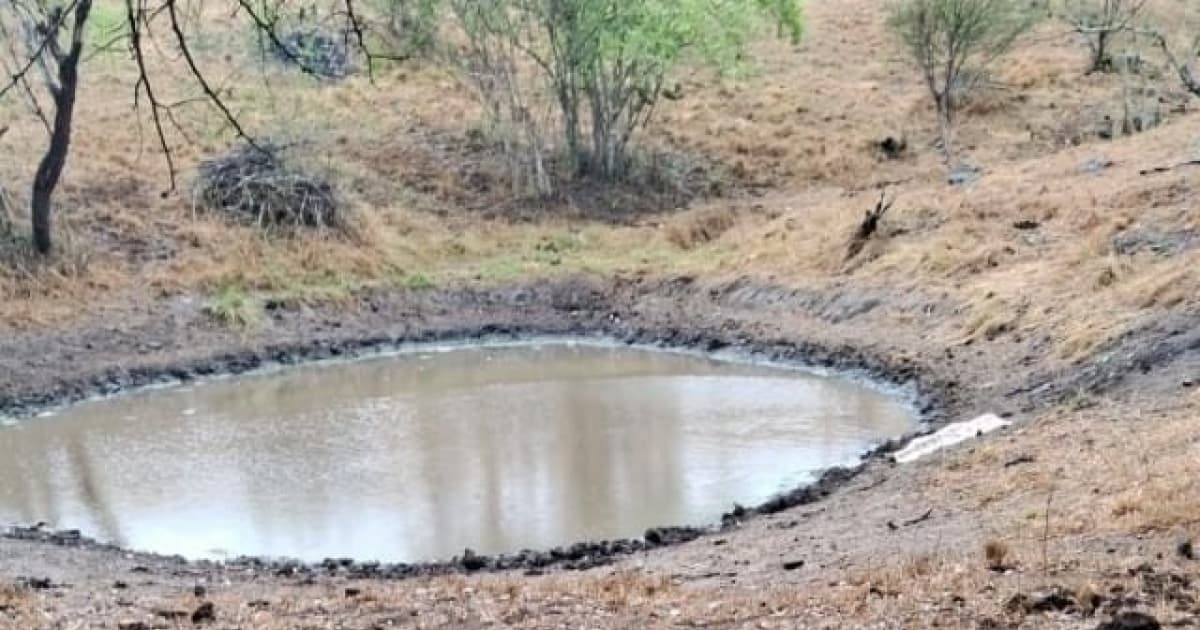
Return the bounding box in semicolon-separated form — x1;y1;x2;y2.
440;0;803;196
887;0;1038;163
1063;0;1147;73
3;1;1200;628
204;283;261;329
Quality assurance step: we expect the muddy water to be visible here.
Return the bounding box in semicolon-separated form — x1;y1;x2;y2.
0;342;914;562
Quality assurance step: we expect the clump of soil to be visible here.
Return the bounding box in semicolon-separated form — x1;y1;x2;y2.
194;143;339;230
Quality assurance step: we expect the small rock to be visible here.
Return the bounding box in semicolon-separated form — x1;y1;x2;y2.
782;560;805;571
1006;587;1078;614
947;165;980;186
344;587;362;598
1177;539;1194;560
191;601;215;624
1096;611;1161;630
21;577;53;590
113;581;128;590
879;136;907;159
1082;156;1114;175
117;622;149;630
1012;220;1040;230
1004;454;1036;468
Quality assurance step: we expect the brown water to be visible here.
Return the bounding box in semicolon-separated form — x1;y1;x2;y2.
0;342;914;562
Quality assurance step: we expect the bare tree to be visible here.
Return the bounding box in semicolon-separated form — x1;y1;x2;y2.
1;0;92;254
0;0;389;255
887;0;1037;164
1149;28;1200;97
1064;0;1147;73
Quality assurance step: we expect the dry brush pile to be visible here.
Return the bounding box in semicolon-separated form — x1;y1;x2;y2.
193;142;340;230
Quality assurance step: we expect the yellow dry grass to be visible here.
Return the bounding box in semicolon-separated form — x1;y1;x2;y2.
3;1;1200;624
1;0;1197;351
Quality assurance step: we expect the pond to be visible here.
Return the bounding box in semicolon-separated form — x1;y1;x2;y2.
0;341;915;563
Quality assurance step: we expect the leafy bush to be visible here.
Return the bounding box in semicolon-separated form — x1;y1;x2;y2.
442;0;804;196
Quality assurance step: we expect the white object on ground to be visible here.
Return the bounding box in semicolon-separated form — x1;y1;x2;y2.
894;413;1011;464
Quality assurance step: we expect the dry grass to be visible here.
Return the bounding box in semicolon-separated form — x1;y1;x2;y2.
0;584;35;630
4;1;1200;625
665;206;738;250
0;0;1197;350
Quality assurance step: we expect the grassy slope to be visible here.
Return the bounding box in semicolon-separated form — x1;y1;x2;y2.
2;0;1200;627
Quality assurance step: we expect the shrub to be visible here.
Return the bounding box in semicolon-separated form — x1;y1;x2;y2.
887;0;1038;163
441;0;804;197
273;28;352;79
1063;0;1147;73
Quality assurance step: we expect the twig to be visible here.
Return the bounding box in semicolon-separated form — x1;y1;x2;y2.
1041;485;1055;576
126;0;177;193
1139;159;1200;176
165;0;263;155
0;0;82;100
903;508;934;527
886;507;934;530
234;0;327;78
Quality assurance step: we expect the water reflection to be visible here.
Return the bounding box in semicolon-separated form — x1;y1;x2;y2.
0;343;914;562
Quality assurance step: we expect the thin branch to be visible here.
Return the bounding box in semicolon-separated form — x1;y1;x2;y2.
165;0;263;153
126;0;178;192
234;0;327;77
0;0;82;100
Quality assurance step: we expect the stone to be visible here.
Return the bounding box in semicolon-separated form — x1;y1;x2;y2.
1096;611;1161;630
1082;156;1113;175
1178;539;1194;560
879;136;907;159
191;601;216;624
947;165;980;186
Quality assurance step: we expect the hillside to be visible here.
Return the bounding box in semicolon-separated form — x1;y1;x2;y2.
2;0;1200;628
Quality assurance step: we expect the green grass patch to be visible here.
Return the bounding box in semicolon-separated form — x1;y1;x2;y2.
204;283;262;330
403;272;436;290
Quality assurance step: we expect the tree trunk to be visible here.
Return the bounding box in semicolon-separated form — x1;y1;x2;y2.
31;0;92;255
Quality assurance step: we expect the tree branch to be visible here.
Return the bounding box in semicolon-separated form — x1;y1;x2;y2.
165;0;263;153
126;0;178;192
0;0;81;100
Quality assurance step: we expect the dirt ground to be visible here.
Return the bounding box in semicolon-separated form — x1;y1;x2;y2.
3;0;1200;627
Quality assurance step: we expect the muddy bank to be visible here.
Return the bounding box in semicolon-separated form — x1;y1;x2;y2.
0;277;952;421
3;274;1192;581
0;275;968;573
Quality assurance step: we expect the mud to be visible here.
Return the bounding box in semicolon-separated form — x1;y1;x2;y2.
2;274;1194;582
